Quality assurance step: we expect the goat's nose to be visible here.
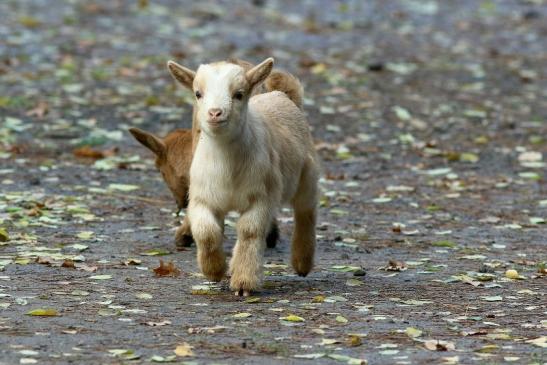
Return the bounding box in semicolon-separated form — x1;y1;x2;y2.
208;108;222;118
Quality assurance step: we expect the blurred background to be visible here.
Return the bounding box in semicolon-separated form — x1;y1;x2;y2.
1;0;546;164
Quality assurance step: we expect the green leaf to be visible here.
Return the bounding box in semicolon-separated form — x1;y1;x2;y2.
335;315;348;323
432;240;457;248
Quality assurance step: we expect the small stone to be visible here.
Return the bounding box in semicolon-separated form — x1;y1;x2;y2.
353;269;367;277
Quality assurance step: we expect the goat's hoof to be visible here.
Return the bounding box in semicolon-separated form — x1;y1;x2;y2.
234;289;251;297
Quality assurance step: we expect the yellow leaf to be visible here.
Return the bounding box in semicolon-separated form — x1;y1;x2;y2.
0;228;9;242
232;312;252;319
174;343;194;357
526;336;547;348
405;327;423;338
26;308;58;316
281;314;305;322
505;269;521;279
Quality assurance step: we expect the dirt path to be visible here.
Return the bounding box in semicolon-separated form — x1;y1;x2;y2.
0;1;545;364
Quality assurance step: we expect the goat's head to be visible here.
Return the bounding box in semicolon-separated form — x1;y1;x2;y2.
167;58;274;138
129;128;191;210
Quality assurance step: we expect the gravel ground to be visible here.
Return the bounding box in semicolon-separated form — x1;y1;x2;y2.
0;1;546;364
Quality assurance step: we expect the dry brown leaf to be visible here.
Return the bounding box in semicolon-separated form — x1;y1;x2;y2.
74;263;98;272
61;259;75;268
26;101;49;118
25;102;47;117
35;256;53;265
424;340;455;351
153;260;181;277
73;146;118;159
380;260;407;271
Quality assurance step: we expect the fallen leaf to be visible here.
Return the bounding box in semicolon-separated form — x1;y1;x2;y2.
89;274;112;280
424;340;455;351
525;336;547;348
347;334;363;347
61;260;75;268
345;279;363;287
380;260;407;271
26;101;49;118
140;249;171;256
0;228;9;242
174;343;194;357
405;327;423;338
482;295;503;302
135;292;153;300
150;355;176;362
280;314;305;322
108;183;140;192
232;312;252;319
146;320;171;327
153;260;181;277
294;353;325;360
26;308;58;316
74;146;118;159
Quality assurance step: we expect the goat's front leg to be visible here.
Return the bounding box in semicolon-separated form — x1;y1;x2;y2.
189;201;226;281
230;205;270;296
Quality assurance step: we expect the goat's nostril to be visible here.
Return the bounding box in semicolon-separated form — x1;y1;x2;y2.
208;108;222;118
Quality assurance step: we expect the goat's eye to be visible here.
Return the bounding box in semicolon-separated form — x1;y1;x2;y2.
195;90;202;99
233;91;243;100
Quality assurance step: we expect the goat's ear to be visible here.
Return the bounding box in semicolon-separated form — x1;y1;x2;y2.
246;57;274;88
129;128;166;157
167;61;195;90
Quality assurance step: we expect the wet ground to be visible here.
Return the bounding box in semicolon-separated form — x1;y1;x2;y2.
0;0;546;364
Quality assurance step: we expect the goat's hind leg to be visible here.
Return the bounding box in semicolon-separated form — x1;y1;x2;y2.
291;160;319;277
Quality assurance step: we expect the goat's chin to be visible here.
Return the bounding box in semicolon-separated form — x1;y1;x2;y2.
201;119;235;138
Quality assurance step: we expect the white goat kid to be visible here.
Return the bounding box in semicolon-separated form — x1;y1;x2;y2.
167;58;319;296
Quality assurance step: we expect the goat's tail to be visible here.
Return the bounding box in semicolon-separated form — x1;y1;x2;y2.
264;70;304;109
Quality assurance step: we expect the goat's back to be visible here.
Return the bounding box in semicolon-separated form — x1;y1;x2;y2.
249;91;316;203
